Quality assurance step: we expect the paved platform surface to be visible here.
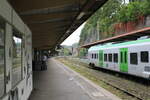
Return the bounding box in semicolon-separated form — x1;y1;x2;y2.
29;58;121;100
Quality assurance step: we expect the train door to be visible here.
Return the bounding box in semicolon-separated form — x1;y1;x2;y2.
99;50;103;67
119;48;128;72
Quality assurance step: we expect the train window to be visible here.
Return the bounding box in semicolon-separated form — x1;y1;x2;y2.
130;53;138;65
120;52;123;63
113;53;118;63
141;51;149;63
93;54;94;59
92;54;94;59
0;22;5;97
124;52;127;63
104;54;107;61
93;54;95;59
95;54;96;59
96;53;98;59
12;30;22;87
108;54;112;62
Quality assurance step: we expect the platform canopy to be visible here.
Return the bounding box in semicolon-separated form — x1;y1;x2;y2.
9;0;108;50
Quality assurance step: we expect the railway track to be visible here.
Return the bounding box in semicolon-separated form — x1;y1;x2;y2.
57;57;150;100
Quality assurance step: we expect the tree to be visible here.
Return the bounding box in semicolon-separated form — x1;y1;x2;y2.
79;0;122;45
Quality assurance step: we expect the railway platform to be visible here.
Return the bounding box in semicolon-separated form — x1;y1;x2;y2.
29;58;121;100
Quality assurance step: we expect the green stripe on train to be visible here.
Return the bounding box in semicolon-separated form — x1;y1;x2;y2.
119;48;128;72
99;50;104;67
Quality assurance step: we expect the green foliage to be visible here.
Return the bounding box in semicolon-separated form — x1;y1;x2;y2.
117;5;128;22
117;0;150;22
140;0;150;16
63;48;71;56
126;2;142;21
79;0;150;46
79;0;121;45
78;48;87;58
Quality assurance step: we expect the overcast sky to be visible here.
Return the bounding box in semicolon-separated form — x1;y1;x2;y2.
61;23;85;46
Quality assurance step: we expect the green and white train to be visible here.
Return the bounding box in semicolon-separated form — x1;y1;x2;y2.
88;38;150;79
0;0;33;100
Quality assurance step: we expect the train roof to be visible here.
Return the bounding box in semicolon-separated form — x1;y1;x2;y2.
88;38;150;51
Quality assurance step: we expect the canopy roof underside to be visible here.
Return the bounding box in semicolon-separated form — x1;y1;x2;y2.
9;0;107;50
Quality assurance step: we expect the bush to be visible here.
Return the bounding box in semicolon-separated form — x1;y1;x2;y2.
117;5;128;22
78;48;87;58
126;1;142;21
140;0;150;16
117;0;150;22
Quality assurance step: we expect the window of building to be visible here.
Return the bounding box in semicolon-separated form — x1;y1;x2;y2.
108;54;112;62
113;53;118;63
12;30;23;87
104;54;107;61
0;22;5;97
141;51;149;63
130;53;138;65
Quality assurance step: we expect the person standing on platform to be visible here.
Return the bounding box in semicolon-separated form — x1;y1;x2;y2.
42;54;47;70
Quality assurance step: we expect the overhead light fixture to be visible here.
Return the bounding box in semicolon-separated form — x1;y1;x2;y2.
66;30;70;33
77;12;85;20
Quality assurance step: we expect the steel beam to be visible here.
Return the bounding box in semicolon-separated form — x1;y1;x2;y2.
29;17;74;24
20;4;80;16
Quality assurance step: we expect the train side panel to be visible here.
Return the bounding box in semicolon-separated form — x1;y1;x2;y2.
88;41;150;79
128;43;150;78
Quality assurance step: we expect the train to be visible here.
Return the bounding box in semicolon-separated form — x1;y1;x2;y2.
0;0;33;100
88;38;150;79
